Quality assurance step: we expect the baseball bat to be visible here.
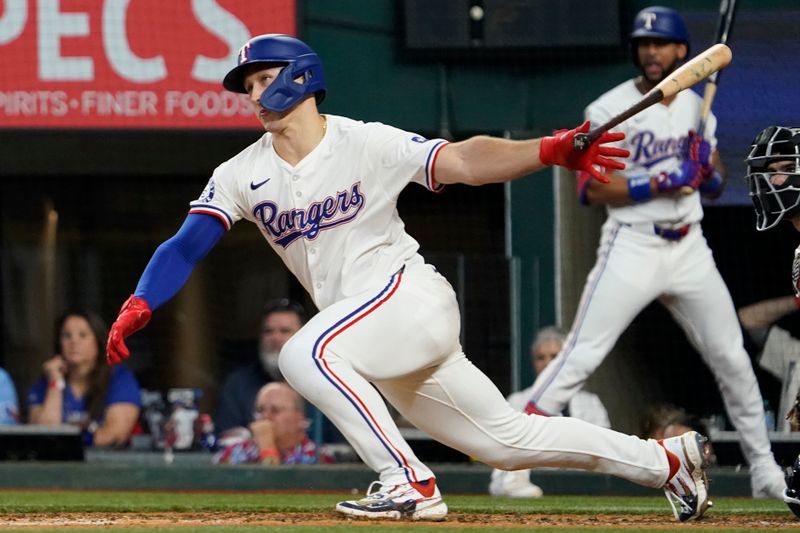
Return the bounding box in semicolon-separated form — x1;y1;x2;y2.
677;0;738;194
572;43;733;152
697;0;738;138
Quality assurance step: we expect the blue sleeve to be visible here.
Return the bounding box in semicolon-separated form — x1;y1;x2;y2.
27;378;47;408
0;369;19;424
134;213;225;310
106;366;142;407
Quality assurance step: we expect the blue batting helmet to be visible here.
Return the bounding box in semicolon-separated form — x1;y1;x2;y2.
629;6;690;65
223;34;326;113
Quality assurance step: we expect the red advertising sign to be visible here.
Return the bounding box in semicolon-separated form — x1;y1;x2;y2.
0;0;296;128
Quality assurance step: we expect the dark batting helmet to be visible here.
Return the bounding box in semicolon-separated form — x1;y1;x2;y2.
223;34;326;113
785;455;800;518
745;126;800;231
629;6;690;66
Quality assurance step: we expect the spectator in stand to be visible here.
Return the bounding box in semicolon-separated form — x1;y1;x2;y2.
738;295;800;432
28;310;141;446
640;403;715;465
489;326;611;497
0;367;19;424
641;403;697;440
214;298;306;435
213;382;335;464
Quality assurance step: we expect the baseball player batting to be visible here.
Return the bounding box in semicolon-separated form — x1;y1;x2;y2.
525;6;786;499
106;34;711;522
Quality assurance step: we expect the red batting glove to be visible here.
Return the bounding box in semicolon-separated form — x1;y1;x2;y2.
106;295;151;365
539;121;629;184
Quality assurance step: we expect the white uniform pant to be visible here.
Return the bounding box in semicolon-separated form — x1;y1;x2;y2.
528;219;774;467
280;262;670;488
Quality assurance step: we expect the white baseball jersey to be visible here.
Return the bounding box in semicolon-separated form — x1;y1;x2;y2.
189;115;447;310
586;79;717;224
184;113;679;492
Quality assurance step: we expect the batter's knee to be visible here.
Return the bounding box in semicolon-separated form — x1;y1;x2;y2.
278;333;318;388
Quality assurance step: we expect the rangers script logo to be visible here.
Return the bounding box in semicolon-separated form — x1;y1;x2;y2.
253;182;366;248
630;131;690;169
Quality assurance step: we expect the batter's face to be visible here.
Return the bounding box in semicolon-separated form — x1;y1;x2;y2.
636;38;687;84
243;65;291;130
532;339;562;375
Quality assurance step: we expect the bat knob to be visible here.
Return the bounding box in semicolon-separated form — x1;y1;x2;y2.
573;133;590;152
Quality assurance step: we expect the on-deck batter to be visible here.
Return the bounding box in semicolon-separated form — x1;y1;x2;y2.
525;6;786;499
106;33;711;522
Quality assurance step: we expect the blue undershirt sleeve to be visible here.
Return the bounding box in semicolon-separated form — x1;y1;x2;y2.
133;213;225;310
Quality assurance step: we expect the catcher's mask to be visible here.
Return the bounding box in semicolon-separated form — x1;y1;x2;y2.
222;34;326;113
786;454;800;518
745;126;800;231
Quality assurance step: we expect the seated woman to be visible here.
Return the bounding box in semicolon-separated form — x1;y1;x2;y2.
28;310;141;447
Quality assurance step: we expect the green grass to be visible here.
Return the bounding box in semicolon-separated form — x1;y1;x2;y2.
0;490;793;532
0;490;788;514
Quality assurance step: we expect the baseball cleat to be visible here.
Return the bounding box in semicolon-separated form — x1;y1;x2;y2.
335;477;447;521
750;459;787;499
660;431;711;522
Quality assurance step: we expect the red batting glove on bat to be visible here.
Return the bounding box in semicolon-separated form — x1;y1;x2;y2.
106;295;151;365
539;121;628;184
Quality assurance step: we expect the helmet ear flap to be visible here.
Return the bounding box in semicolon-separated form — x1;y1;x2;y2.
258;55;327;113
259;64;307;113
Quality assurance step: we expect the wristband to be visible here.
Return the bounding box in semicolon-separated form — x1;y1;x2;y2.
48;378;65;391
258;447;280;463
628;175;653;203
699;169;723;194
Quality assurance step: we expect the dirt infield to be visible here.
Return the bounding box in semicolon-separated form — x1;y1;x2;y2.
1;512;798;529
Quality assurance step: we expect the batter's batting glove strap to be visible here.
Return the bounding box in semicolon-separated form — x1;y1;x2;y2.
627;174;654;203
655;160;703;193
539;121;629;184
698;168;724;195
106;295;152;365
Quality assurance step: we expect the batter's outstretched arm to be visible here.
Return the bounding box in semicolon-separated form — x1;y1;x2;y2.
434;121;628;186
106;214;225;365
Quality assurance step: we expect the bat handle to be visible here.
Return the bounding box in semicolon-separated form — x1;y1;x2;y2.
573;127;605;151
573;133;591;152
